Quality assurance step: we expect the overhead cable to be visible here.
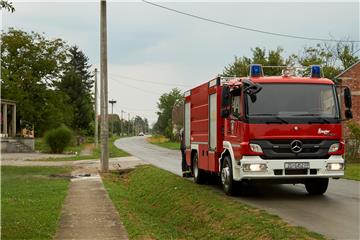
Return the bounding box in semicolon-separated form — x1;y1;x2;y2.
142;0;360;43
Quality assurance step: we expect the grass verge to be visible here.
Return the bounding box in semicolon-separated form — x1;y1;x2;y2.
147;135;180;150
1;166;71;239
36;136;129;161
102;165;324;240
344;163;360;181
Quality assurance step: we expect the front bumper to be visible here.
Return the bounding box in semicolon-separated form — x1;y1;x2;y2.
233;155;344;180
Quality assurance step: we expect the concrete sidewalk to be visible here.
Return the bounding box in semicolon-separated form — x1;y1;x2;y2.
55;173;128;240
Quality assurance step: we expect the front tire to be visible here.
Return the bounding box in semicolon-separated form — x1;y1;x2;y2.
221;156;236;196
305;178;329;195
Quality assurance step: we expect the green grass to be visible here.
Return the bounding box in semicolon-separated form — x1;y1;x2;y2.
344;163;360;181
147;135;180;150
35;136;130;161
102;165;324;240
1;166;72;239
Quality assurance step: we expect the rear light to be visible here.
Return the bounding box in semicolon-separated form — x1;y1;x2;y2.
249;143;263;153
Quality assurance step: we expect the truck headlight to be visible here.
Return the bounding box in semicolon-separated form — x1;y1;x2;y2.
243;163;267;172
250;143;263;153
328;143;339;153
326;163;344;171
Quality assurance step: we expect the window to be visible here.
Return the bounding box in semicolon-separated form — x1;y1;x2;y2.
231;90;242;119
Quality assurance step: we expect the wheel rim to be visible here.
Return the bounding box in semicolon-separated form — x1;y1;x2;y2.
221;163;230;189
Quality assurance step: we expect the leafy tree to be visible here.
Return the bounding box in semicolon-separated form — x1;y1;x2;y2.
223;47;292;76
224;42;359;80
1;29;70;135
58;46;94;134
154;88;184;140
0;0;15;12
336;43;359;69
294;42;358;79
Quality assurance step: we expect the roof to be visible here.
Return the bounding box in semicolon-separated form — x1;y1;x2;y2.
0;99;17;104
335;60;360;79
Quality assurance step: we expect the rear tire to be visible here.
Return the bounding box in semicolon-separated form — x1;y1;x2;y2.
221;156;237;196
305;178;329;195
193;153;206;184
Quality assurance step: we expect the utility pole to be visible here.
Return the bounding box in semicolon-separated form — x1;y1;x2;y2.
100;0;109;172
127;113;130;136
94;68;98;148
109;99;117;135
120;110;125;136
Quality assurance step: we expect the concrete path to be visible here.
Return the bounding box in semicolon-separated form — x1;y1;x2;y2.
1;152;76;161
115;136;360;240
2;152;147;240
55;174;128;240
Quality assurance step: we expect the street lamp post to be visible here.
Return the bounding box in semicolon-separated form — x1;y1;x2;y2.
108;99;117;135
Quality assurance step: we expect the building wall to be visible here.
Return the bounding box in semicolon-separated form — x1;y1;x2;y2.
339;62;360;141
339;62;360;125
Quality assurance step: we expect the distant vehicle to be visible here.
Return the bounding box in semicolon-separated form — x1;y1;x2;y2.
138;132;144;136
184;64;352;196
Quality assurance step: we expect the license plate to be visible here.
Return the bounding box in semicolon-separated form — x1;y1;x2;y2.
284;162;310;169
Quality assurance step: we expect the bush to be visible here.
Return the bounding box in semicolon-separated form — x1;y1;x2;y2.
346;121;360;162
44;126;73;153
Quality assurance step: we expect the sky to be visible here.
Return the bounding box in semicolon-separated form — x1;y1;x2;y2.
2;0;359;124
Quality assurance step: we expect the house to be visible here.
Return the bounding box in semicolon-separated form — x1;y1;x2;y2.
336;60;360;124
1;99;34;152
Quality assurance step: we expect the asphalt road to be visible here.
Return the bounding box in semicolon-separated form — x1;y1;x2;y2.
115;136;360;240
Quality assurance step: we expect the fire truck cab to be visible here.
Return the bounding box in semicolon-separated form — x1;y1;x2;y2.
184;64;353;195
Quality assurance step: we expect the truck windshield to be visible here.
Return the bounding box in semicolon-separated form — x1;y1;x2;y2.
246;84;339;122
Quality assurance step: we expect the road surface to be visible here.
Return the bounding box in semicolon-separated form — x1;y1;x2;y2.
115;136;360;240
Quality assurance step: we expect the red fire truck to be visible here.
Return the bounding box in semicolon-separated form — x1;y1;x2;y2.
184;64;353;195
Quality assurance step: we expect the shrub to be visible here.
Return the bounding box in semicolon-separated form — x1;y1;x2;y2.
346;121;360;162
44;126;73;153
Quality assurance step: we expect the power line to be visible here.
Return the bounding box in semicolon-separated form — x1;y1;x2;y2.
353;48;360;55
108;72;191;87
108;76;162;95
142;0;360;43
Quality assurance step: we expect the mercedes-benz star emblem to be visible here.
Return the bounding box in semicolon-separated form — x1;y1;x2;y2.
290;140;303;153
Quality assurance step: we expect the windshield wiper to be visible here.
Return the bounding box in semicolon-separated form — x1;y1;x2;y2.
250;114;288;124
290;114;331;124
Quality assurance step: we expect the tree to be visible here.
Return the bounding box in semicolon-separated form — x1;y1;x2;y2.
1;29;70;135
58;46;94;134
0;0;15;12
223;47;292;76
224;42;359;80
154;88;184;140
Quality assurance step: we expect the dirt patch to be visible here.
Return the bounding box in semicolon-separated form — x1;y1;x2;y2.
80;143;95;156
48;174;74;179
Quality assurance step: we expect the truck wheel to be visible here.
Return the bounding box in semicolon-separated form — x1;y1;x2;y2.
305;178;329;195
193;153;205;184
221;156;236;196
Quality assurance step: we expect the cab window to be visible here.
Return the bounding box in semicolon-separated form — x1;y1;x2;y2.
231;91;242;118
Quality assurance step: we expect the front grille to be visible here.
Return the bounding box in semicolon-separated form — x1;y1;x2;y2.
252;139;338;160
269;139;322;145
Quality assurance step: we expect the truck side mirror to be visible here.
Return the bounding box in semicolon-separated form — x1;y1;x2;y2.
221;109;230;118
345;109;353;119
221;85;230;108
344;87;352;109
221;85;231;118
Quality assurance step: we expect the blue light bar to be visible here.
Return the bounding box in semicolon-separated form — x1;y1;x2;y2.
250;64;263;77
310;65;321;78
